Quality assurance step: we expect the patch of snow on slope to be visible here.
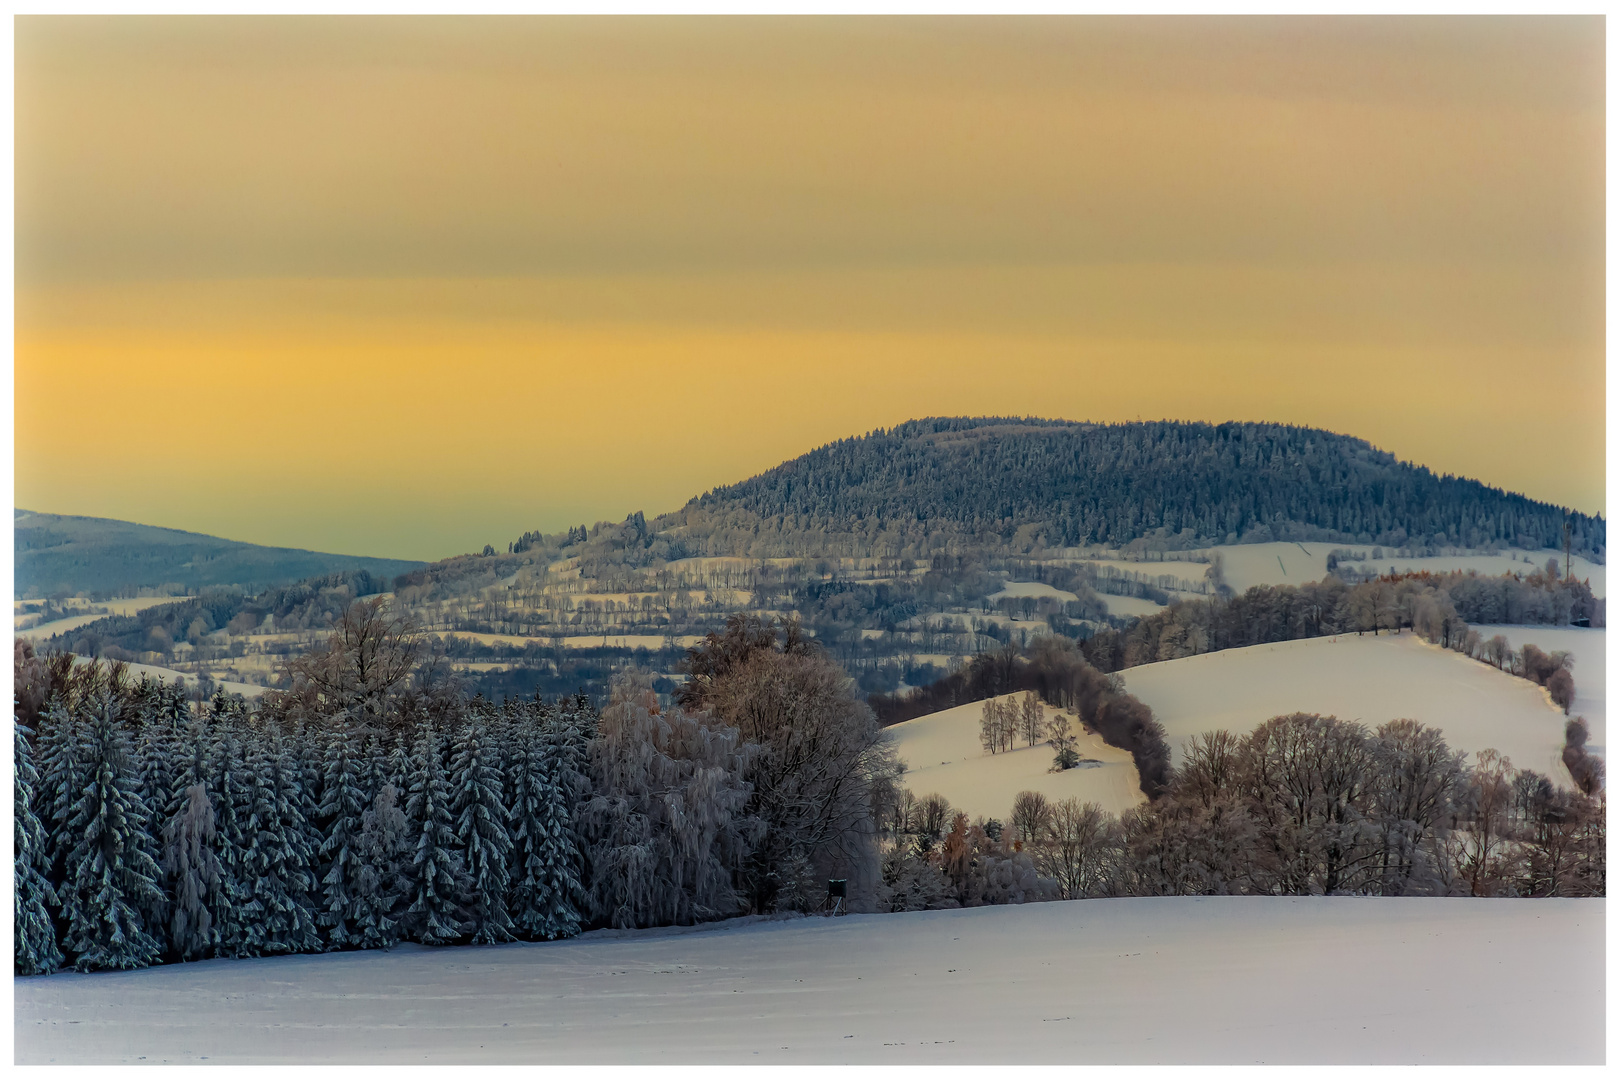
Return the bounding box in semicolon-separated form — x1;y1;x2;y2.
886;694;1144;820
1123;633;1576;781
13;898;1602;1065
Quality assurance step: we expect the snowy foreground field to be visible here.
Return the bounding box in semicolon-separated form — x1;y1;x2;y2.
1124;633;1588;780
14;898;1601;1065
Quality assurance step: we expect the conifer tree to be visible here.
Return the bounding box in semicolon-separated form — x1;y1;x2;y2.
451;719;514;944
15;719;63;975
354;780;410;949
318;719;368;949
60;693;166;971
509;705;585;940
35;696;85;890
162;783;220;961
406;717;467;945
208;713;255;957
243;729;322;956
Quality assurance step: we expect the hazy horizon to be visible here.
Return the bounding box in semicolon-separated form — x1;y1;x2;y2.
15;16;1604;561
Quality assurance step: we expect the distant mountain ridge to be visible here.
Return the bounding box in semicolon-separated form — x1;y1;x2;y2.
651;418;1603;560
14;510;424;597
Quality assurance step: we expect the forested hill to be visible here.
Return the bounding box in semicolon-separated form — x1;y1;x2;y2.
15;511;424;597
662;418;1603;559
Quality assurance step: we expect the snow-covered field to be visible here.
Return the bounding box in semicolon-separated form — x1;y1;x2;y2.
1099;593;1169;618
886;694;1144;820
1180;543;1604;597
1123;633;1583;780
13;897;1601;1065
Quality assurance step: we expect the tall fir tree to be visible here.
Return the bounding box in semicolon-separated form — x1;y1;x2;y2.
406;717;467;945
354;780;410;949
451;718;514;944
35;696;85;892
162;782;221;961
242;728;322;956
508;703;585;941
15;719;63;975
208;709;255;957
60;693;166;971
317;719;368;949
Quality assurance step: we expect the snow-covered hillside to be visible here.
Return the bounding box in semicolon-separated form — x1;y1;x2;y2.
14;898;1601;1065
1193;542;1605;596
1122;633;1587;780
886;694;1144;820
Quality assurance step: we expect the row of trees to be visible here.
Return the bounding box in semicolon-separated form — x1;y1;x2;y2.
873;637;1174;798
878;713;1604;909
1077;569;1597;676
15;608;898;976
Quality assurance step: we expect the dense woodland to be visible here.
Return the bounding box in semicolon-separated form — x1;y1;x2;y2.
666;418;1605;560
14;609;897;975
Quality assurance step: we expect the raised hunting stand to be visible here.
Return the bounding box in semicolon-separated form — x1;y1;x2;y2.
824;878;847;916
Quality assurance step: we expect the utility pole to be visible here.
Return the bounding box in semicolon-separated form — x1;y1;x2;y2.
1563;519;1573;582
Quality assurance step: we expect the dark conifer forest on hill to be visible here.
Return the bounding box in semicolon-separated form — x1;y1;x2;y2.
673;418;1602;558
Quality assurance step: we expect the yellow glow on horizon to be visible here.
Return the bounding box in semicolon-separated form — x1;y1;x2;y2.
14;17;1604;560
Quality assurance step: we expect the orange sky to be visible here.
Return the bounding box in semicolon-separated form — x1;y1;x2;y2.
15;16;1605;562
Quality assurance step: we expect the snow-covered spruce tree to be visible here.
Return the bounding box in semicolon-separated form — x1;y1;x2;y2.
241;727;322;956
406;717;468;944
507;703;585;941
161;713;221;960
208;708;256;957
353;780;410;949
450;718;514;944
317;717;369;949
35;695;86;894
60;692;166;971
16;718;63;975
162;782;221;961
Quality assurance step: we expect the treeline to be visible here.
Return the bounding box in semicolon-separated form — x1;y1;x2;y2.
878;713;1604;909
15;609;897;976
51;569;394;660
1077;568;1600;674
676;418;1605;558
871;637;1173;799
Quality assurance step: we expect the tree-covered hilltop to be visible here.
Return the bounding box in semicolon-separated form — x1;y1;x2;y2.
659;418;1603;560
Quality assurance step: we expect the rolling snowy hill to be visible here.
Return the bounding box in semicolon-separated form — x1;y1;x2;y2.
13;898;1601;1065
886;693;1145;820
1121;632;1594;781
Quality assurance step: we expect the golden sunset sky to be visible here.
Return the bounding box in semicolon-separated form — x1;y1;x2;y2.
15;16;1604;562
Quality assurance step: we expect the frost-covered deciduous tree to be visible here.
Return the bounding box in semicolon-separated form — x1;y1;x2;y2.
15;719;63;976
1019;692;1045;747
583;675;758;929
60;693;166;971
